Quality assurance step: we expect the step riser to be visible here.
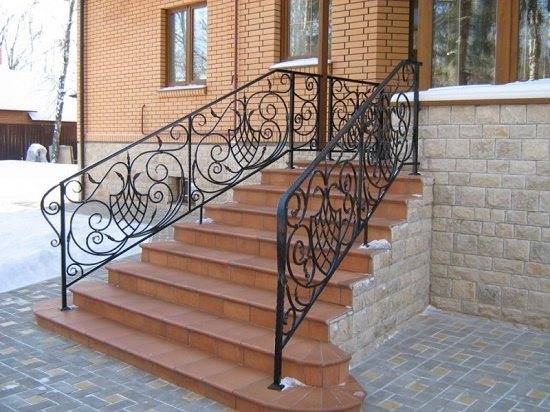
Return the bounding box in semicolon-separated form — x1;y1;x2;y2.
173;228;372;273
231;190;407;220
36;313;362;411
108;269;331;342
204;207;392;241
72;292;348;387
35;315;239;410
141;247;351;306
261;170;421;195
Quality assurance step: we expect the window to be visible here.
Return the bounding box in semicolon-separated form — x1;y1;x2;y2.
282;0;331;60
168;4;207;85
431;0;497;87
518;0;549;80
417;1;549;90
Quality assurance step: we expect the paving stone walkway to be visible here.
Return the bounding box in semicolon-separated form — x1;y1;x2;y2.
0;271;548;411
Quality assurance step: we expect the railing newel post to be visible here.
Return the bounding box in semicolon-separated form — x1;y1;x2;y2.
411;62;420;175
288;72;295;169
327;77;334;160
357;116;365;246
187;117;193;211
59;182;69;311
270;199;288;391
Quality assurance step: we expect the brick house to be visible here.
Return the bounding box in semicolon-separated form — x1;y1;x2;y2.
35;0;549;410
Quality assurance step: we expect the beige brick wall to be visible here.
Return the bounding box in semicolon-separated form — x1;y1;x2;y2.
420;103;550;329
330;177;433;364
82;0;411;147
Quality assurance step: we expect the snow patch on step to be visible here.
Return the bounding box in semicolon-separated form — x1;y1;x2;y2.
359;239;392;251
280;377;306;390
195;217;214;224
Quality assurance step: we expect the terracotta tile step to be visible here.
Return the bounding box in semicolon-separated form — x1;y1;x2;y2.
293;159;418;171
141;242;368;306
204;200;400;237
233;184;412;220
261;167;423;195
71;280;351;387
107;261;351;342
173;222;378;273
33;300;365;411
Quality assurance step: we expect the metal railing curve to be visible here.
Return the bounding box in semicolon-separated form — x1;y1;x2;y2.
41;68;378;310
271;60;420;389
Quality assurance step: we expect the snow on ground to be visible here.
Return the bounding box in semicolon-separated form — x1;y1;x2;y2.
0;160;77;212
0;161;140;293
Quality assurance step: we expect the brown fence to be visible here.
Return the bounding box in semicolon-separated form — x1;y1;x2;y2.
0;122;77;161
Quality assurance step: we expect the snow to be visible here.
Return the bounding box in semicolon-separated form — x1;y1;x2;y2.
196;217;214;224
0;68;77;122
0;161;140;293
0;161;77;212
359;239;392;251
408;78;550;103
270;58;332;70
280;377;306;391
25;144;48;162
159;84;207;92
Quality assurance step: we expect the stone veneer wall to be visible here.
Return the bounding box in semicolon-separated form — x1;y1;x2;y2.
420;103;550;329
331;177;434;365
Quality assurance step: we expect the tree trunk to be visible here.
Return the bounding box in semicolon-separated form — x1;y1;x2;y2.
457;0;472;85
51;0;75;163
527;0;542;80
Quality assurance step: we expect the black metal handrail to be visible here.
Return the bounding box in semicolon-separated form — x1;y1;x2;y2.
41;68;378;310
270;60;420;389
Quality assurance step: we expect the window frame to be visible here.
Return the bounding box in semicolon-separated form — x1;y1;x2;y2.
281;0;324;61
166;2;207;87
417;0;523;90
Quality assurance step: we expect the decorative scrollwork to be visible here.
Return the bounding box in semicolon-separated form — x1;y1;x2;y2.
40;69;378;293
275;61;420;359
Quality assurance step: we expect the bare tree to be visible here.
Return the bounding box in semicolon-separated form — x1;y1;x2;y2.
0;2;42;70
51;0;76;163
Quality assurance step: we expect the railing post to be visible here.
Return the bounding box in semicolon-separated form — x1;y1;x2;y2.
411;62;420;175
270;202;288;391
357;118;366;246
288;73;295;169
327;77;334;160
59;183;69;311
187;117;193;212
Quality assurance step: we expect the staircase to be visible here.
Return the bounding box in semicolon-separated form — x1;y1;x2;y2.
34;59;423;411
35;160;425;410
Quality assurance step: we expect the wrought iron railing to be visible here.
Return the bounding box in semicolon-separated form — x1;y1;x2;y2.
271;60;420;389
41;68;377;310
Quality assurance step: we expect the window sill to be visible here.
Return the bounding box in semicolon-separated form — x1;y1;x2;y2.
270;58;332;70
416;79;550;106
159;84;207;97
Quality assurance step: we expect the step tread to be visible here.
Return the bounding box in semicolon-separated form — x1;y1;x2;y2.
235;183;416;202
34;300;364;411
142;241;369;286
173;221;382;257
205;200;404;228
107;261;351;324
264;166;423;181
71;281;351;367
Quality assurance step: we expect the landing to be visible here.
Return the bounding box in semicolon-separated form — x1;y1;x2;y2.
2;271;548;411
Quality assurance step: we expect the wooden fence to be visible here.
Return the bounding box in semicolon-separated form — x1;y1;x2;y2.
0;122;77;161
